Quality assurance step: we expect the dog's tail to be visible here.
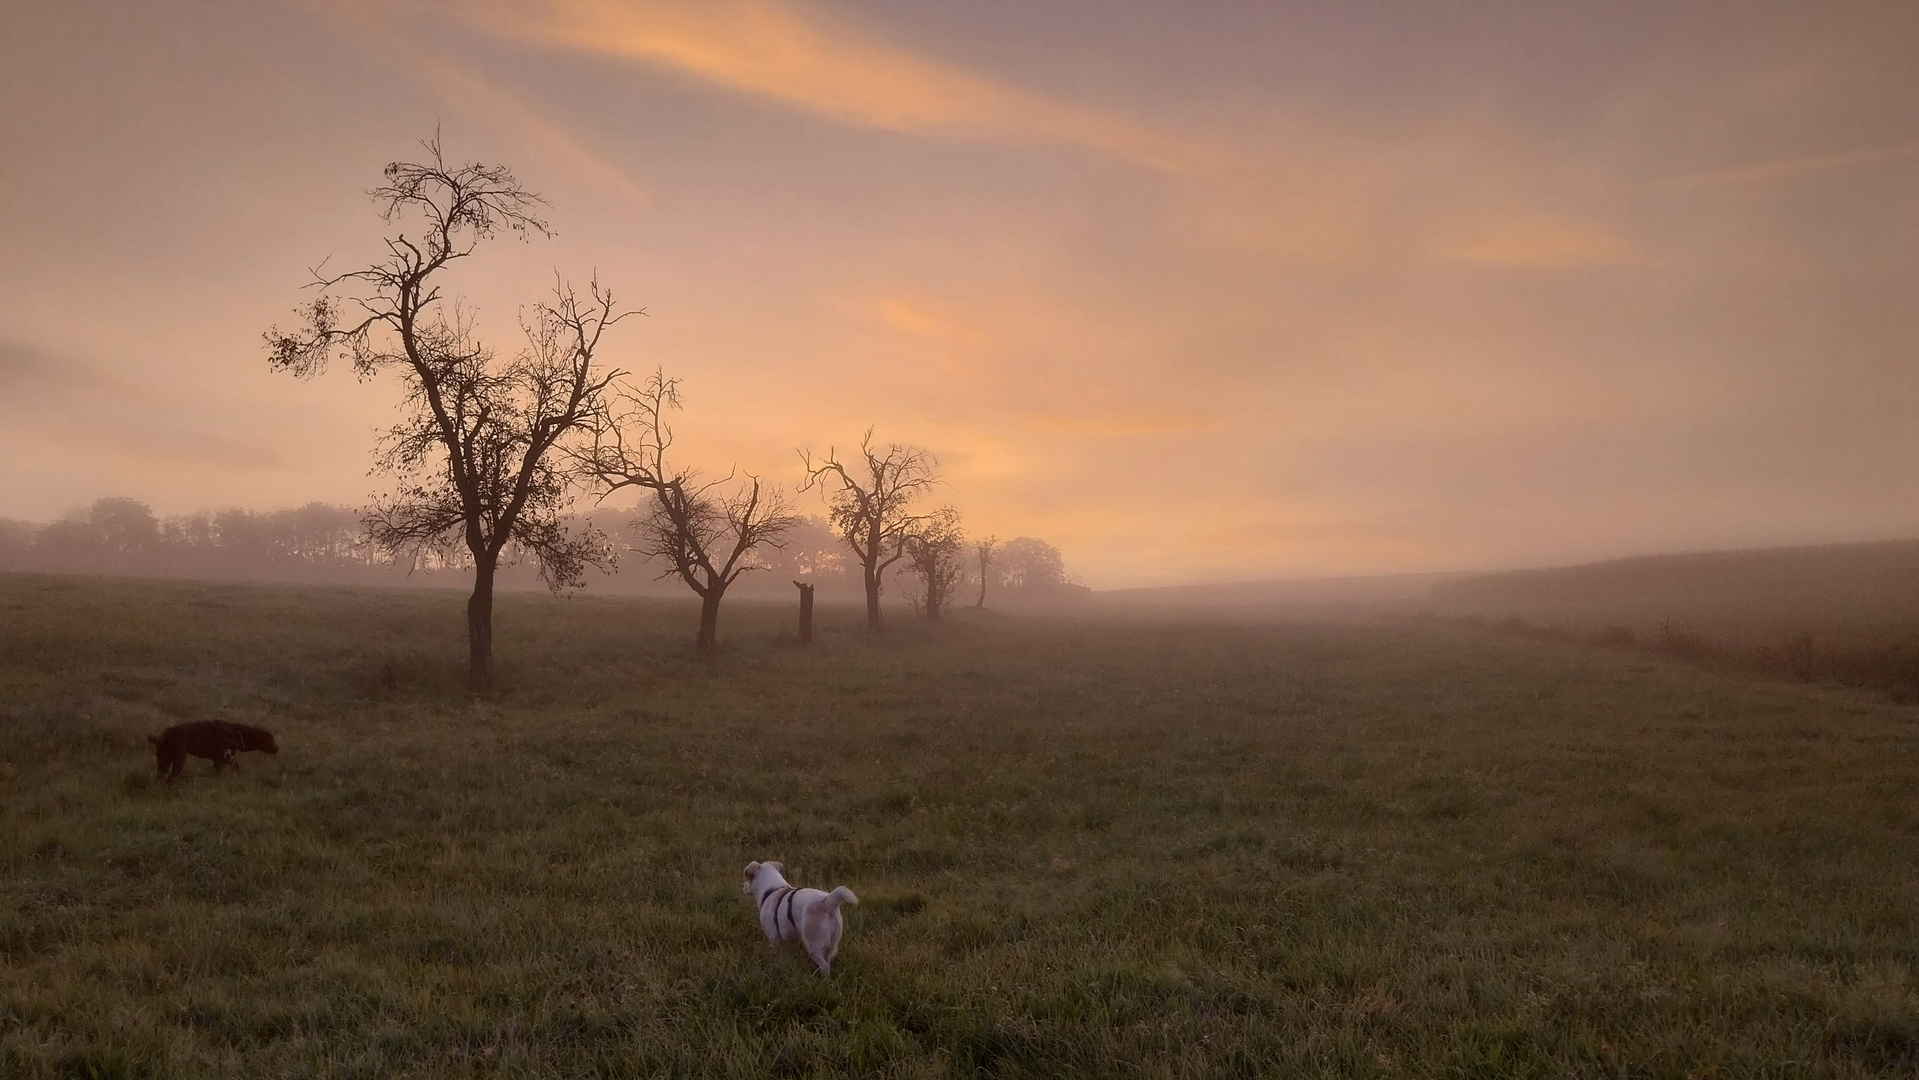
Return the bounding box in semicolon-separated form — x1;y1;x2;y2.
823;886;859;909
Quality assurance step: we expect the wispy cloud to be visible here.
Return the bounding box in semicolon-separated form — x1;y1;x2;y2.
1025;411;1215;438
874;297;985;346
306;0;649;202
1655;140;1919;190
0;340;282;470
1437;219;1637;268
452;0;1197;173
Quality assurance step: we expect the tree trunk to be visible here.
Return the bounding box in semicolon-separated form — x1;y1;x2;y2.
976;571;987;609
794;581;814;645
925;559;942;621
467;553;497;692
863;564;883;631
696;585;724;653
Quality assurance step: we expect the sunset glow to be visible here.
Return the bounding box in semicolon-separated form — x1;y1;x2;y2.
3;0;1916;586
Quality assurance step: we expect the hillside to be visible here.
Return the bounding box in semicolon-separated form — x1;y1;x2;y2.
1427;538;1919;645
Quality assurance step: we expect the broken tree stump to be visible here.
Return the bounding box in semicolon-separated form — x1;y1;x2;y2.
794;581;814;645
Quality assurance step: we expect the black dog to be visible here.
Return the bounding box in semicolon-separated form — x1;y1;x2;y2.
147;720;278;782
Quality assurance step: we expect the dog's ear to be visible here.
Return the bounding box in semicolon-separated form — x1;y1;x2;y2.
766;860;784;873
743;861;761;879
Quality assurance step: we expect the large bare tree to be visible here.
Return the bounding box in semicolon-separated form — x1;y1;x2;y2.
799;431;939;630
901;506;966;620
581;372;799;651
264;137;631;690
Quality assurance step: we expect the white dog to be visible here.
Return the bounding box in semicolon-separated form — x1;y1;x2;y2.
742;860;859;975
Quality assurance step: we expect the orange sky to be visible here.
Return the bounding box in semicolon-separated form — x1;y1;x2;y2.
3;1;1917;587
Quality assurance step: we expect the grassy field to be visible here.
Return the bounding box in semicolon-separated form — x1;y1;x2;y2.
4;573;1919;1078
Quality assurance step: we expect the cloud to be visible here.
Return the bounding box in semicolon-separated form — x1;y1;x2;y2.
0;338;125;406
1654;139;1919;190
452;0;1197;173
0;340;97;393
305;0;649;202
0;339;282;470
1025;411;1214;438
874;298;983;345
1436;219;1638;268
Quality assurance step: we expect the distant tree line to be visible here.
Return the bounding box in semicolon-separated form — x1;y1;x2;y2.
0;498;392;582
0;496;1085;603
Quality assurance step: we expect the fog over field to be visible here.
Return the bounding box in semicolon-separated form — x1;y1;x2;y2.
6;3;1919;1077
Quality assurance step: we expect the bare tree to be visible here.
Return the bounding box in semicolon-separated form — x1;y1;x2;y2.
972;534;1000;609
581;371;799;651
902;507;966;620
799;431;939;630
264;136;631;691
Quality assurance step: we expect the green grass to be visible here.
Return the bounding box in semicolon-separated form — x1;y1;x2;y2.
4;573;1919;1077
